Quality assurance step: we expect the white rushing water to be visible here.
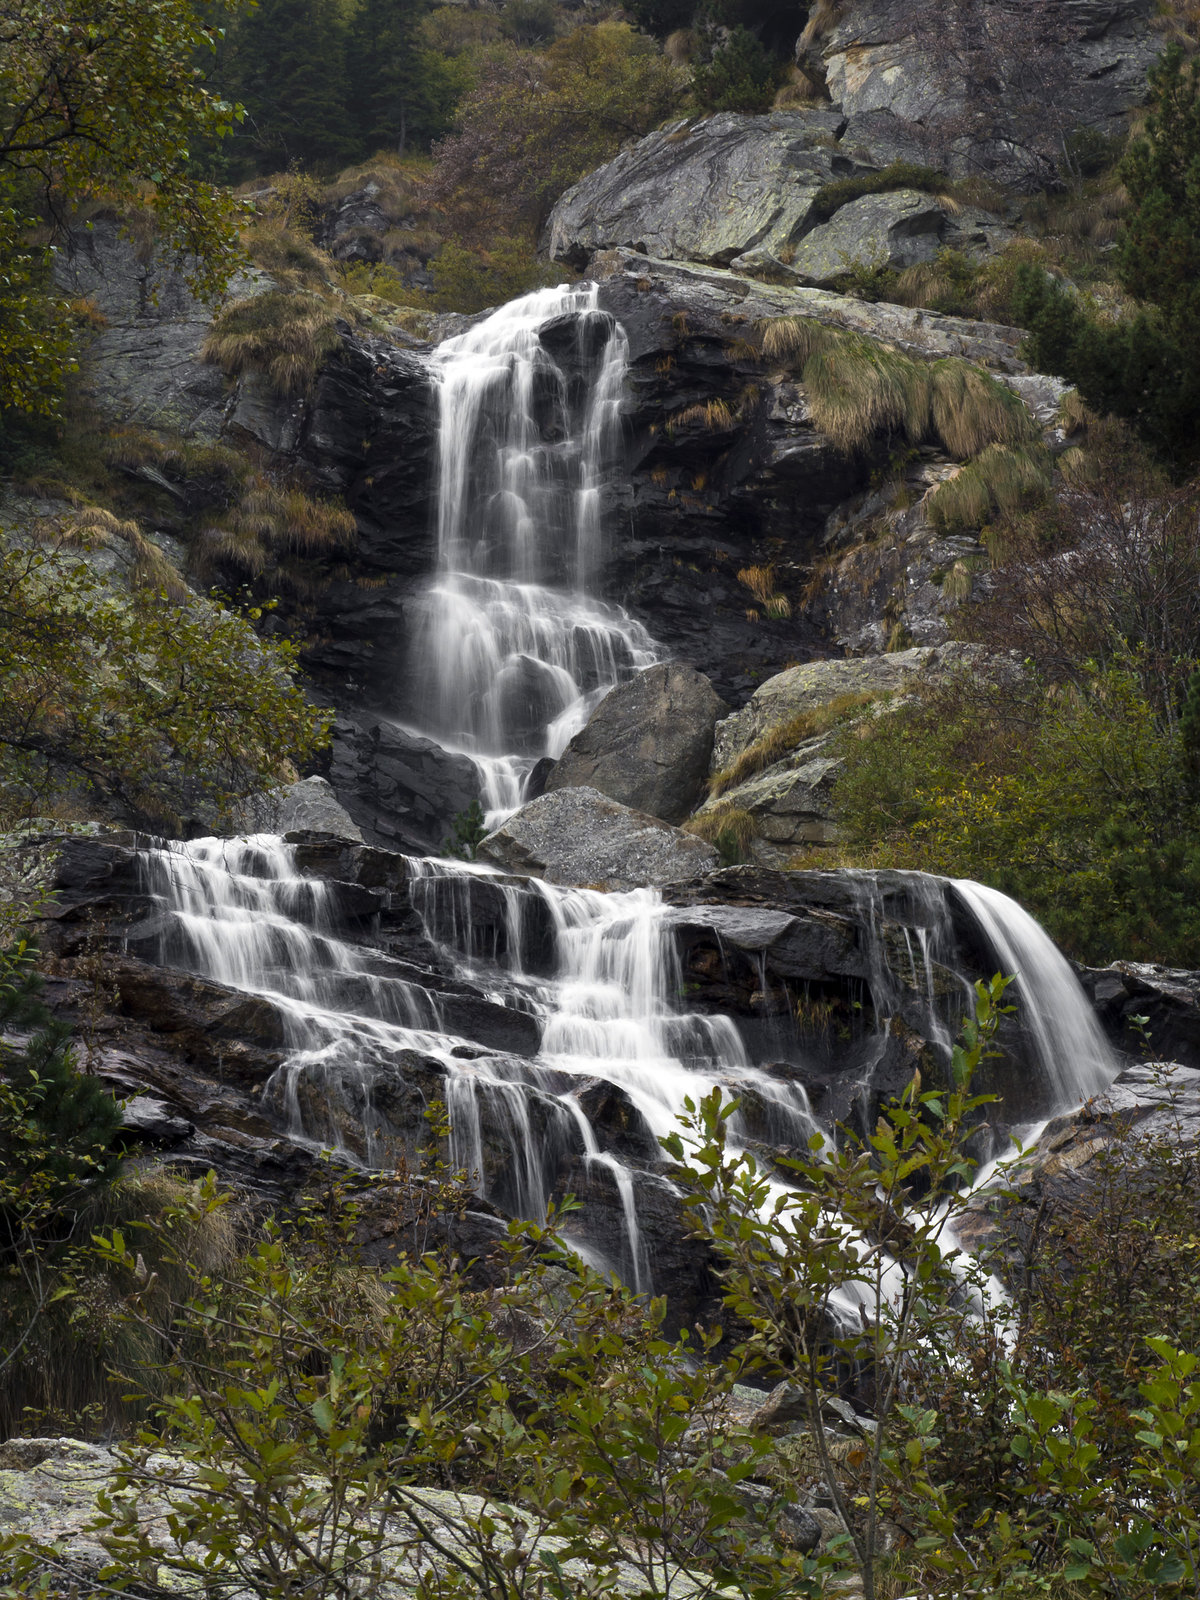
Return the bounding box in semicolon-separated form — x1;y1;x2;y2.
404;284;657;821
132;288;1122;1297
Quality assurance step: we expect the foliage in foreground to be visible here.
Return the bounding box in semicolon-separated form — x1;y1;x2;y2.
667;981;1200;1598
0;535;330;828
1;991;1199;1598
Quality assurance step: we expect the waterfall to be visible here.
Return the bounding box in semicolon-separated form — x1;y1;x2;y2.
404;284;657;821
950;879;1114;1108
126;286;1122;1298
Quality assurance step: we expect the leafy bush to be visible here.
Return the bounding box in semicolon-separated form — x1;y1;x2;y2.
431;237;555;315
29;1180;822;1600
430;24;680;236
0;537;330;828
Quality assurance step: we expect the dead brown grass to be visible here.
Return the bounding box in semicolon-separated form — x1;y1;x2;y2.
708;691;878;798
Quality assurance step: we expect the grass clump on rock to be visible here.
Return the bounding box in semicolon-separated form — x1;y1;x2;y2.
758;317;1041;465
707;691;878;799
683;803;757;863
202;290;341;398
810;161;950;222
929;444;1052;532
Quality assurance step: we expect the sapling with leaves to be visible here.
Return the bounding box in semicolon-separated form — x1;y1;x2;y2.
662;974;1017;1600
38;1145;820;1600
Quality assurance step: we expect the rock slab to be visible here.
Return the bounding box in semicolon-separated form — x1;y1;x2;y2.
545;663;727;823
478;787;718;890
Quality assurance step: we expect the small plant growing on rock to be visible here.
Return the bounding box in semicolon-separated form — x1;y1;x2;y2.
443;799;489;861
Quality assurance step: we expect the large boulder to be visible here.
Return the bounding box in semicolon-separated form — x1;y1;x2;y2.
784;190;1009;288
545;110;858;269
229;776;365;842
477;787;718;890
815;0;1161;188
692;647;973;863
709;645;969;773
545;663;727;823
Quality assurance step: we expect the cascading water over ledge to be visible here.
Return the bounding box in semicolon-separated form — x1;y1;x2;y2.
400;284;657;823
132;834;1119;1298
120;286;1121;1307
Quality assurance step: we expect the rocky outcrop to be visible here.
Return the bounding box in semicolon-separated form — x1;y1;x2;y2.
478;787;719;890
546;111;1013;279
815;0;1160;188
689;647;971;862
1077;963;1200;1069
55;218;267;440
330;717;482;853
546;110;857;269
784;190;1008;288
545;663;727;823
228;776;364;841
957;1060;1200;1266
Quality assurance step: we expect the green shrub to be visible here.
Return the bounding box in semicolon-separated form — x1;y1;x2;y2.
431;236;554;314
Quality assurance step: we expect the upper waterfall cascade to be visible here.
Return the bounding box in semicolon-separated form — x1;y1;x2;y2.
133;287;1120;1292
406;284;657;822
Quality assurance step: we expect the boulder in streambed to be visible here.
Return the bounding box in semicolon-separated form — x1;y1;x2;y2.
477;787;718;891
544;662;727;824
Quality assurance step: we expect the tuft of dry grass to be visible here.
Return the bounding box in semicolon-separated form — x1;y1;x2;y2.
202;290;341;399
928;444;1052;533
59;505;190;600
929;358;1036;459
804;334;931;454
194;472;356;586
669;398;735;432
683;804;758;864
708;691;878;798
940;559;974;603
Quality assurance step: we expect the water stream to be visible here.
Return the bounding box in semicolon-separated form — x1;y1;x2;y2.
132;285;1121;1293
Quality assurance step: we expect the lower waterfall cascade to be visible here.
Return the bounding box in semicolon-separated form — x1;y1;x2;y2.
132;284;1121;1296
135;835;1119;1292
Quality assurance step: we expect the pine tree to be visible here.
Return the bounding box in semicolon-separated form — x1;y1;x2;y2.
0;940;122;1239
219;0;359;176
1014;46;1200;471
344;0;460;156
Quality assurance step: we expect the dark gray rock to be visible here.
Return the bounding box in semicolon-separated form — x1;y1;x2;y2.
330;717;482;853
545;663;727;823
1077;962;1200;1069
478;787;719;890
230;776;365;842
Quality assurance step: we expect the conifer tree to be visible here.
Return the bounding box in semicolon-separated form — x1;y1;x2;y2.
219;0;359;175
344;0;459;156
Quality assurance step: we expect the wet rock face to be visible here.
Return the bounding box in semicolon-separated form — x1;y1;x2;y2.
545;663;728;823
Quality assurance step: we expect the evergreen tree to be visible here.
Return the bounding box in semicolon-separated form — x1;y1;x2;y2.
1013;47;1200;471
344;0;460;155
218;0;359;176
0;940;122;1247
